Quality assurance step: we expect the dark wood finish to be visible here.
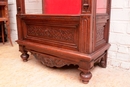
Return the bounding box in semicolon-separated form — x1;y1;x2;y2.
16;0;111;84
0;21;5;43
0;0;13;46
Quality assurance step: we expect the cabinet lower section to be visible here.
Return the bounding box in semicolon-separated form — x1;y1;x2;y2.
17;40;110;84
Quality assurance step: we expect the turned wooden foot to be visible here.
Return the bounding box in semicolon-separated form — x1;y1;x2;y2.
21;52;29;62
80;71;92;84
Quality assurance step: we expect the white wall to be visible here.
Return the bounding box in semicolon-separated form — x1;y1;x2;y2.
8;0;17;42
8;0;42;42
8;0;130;69
25;0;42;14
108;0;130;69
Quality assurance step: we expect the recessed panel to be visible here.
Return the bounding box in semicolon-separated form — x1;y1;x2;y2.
20;15;80;50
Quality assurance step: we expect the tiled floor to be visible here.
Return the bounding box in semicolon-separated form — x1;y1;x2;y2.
0;43;130;87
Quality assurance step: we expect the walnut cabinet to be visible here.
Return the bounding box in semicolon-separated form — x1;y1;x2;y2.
16;0;111;84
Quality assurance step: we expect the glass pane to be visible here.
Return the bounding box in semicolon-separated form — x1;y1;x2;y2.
24;0;81;14
25;0;42;14
96;0;107;13
43;0;81;14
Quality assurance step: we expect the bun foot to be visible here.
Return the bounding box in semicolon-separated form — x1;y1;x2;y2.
21;53;29;62
80;71;92;84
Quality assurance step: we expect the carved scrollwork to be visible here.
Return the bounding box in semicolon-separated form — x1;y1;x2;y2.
31;51;72;68
82;0;91;13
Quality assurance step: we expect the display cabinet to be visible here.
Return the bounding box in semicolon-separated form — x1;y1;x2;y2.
16;0;111;84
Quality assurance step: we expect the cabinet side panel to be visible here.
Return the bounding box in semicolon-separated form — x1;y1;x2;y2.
20;15;80;51
94;14;109;50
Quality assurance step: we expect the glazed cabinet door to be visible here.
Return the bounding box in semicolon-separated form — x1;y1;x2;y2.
94;0;111;50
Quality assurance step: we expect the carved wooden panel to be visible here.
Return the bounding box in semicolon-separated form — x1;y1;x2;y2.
96;26;105;42
19;15;80;50
95;15;109;48
27;25;75;42
31;51;73;68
